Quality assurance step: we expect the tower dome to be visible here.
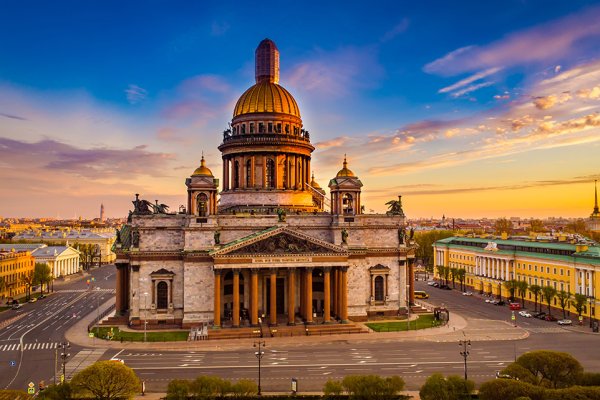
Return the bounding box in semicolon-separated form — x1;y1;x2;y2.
192;155;214;177
336;155;356;178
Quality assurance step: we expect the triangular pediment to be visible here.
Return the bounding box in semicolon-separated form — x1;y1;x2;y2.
211;226;348;257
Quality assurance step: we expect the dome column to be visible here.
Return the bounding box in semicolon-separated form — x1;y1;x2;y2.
262;155;267;188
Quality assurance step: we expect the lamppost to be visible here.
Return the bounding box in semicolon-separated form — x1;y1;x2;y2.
143;292;149;342
459;338;471;381
253;340;266;395
60;341;70;383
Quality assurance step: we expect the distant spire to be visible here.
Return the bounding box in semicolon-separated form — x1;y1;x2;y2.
594;180;599;215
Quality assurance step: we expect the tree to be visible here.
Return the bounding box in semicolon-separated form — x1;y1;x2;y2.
33;263;52;295
556;290;571;319
70;360;140;400
516;281;528;308
529;219;545;232
541;286;557;317
572;293;587;322
323;379;344;396
494;218;513;235
414;230;454;271
20;271;34;301
529;285;542;312
456;268;466;292
436;265;445;284
230;379;257;397
443;266;451;286
38;383;73;400
565;219;588;235
514;350;583;388
503;280;517;302
190;376;231;397
0;276;6;299
341;375;405;398
450;267;457;289
166;380;190;400
419;373;475;400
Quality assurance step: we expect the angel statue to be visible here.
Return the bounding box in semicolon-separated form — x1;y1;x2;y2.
386;195;405;216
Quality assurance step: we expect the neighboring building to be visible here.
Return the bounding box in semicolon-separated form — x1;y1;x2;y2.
31;246;81;279
13;229;116;264
113;39;417;329
0;249;35;300
588;180;600;232
0;243;47;252
433;235;599;318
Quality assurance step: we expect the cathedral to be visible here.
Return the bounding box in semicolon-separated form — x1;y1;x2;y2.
113;39;416;330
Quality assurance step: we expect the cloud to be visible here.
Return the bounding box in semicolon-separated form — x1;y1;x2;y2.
0;112;27;120
494;93;510;100
438;67;502;94
380;18;410;42
0;137;175;180
577;86;600;99
424;5;600;75
125;84;148;104
533;93;572;110
451;81;494;97
314;136;349;150
286;46;383;97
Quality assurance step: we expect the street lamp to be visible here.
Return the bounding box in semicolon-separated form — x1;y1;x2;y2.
143;292;149;342
253;340;266;395
60;341;70;383
459;338;471;381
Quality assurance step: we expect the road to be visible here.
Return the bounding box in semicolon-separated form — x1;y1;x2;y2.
100;280;600;393
0;265;116;391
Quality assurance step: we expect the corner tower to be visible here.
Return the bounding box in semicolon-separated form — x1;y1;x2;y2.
218;39;318;213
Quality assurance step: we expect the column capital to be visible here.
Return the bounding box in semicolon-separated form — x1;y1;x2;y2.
305;267;314;272
323;266;332;273
251;267;260;274
232;268;241;274
341;266;348;272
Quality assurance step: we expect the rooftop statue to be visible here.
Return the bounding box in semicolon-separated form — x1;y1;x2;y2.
386;195;405;216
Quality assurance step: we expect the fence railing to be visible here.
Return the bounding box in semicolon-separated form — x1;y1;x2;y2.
87;303;116;332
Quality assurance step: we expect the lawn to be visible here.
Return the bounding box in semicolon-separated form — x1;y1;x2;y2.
365;314;441;332
91;326;189;342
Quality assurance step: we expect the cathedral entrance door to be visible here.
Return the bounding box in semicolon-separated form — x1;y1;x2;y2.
266;277;286;315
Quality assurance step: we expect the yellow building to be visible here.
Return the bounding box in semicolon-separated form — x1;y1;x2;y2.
433;235;599;319
0;249;35;300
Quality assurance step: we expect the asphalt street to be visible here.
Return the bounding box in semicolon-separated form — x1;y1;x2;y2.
0;265;116;391
101;281;600;393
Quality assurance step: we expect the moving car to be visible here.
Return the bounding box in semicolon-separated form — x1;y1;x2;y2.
533;312;546;319
414;290;429;299
509;302;521;310
518;311;532;318
462;291;473;296
557;319;572;325
544;315;558;322
12;303;22;310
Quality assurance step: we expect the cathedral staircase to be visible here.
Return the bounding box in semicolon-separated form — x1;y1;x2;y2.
207;321;366;340
410;304;431;314
101;315;128;325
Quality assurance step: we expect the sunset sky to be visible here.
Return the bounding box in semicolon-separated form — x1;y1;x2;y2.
1;1;599;219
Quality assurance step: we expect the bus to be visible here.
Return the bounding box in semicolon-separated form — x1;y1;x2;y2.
414;290;429;299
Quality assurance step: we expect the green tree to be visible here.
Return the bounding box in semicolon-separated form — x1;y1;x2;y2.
529;219;545;232
414;230;454;271
541;286;557;317
33;263;52;294
572;293;587;323
503;279;517;302
165;379;190;400
0;276;6;299
494;218;513;235
450;267;458;289
38;383;73;400
529;285;542;312
70;360;140;400
516;280;528;308
436;265;445;284
419;373;475;400
443;266;451;286
516;350;583;388
341;375;405;398
20;271;34;301
565;219;588;235
323;379;344;396
230;379;257;397
499;363;538;385
556;290;571;319
190;376;231;397
456;268;466;292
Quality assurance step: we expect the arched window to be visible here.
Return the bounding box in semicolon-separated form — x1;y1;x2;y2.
157;281;168;309
197;193;208;217
233;161;240;189
374;276;384;301
266;159;275;188
241;124;246;134
343;193;354;215
246;159;252;187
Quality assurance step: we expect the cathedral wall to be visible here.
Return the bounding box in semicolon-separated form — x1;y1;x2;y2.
219;191;314;209
139;229;184;251
134;261;185;323
184;230;215;250
182;262;214;325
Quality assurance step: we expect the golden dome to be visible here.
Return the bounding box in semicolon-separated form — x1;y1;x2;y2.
233;81;301;119
192;155;214;177
336;155;355;178
310;172;322;189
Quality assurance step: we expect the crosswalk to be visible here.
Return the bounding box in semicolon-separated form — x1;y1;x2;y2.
0;342;60;351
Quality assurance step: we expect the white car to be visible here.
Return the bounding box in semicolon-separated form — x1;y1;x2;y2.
518;311;532;318
462;291;473;296
427;281;436;286
557;319;572;326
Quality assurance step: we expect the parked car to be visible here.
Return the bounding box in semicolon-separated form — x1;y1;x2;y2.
533;312;546;319
462;291;473;296
432;282;440;287
485;299;492;303
29;297;37;303
12;303;22;310
39;294;46;299
490;299;499;305
509;302;521;310
496;300;506;306
557;319;572;326
441;285;452;290
427;281;436;286
544;315;558;322
518;311;532;318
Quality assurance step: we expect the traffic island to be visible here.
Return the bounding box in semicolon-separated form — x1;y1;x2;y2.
365;314;442;332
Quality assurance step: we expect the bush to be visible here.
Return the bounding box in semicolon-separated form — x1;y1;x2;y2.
166;379;191;400
578;372;600;387
515;350;583;388
190;376;231;397
479;379;544;400
231;379;258;396
419;373;475;400
323;379;344;396
500;364;538;385
38;383;73;400
0;390;30;400
70;360;140;400
542;386;600;400
342;374;405;398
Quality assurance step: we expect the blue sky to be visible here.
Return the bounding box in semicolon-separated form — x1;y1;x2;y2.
1;1;600;218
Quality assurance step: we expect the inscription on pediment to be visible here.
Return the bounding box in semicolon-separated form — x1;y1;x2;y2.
228;233;334;255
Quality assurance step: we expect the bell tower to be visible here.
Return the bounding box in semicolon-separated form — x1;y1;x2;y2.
329;156;363;215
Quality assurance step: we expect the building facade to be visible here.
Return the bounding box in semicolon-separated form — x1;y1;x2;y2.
31;246;81;278
433;235;599;318
113;40;416;329
0;249;35;300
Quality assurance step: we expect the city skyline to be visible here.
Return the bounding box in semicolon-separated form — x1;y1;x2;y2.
1;1;600;218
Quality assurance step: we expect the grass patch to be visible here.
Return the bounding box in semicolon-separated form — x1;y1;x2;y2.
0;306;10;313
90;326;189;342
365;314;441;332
